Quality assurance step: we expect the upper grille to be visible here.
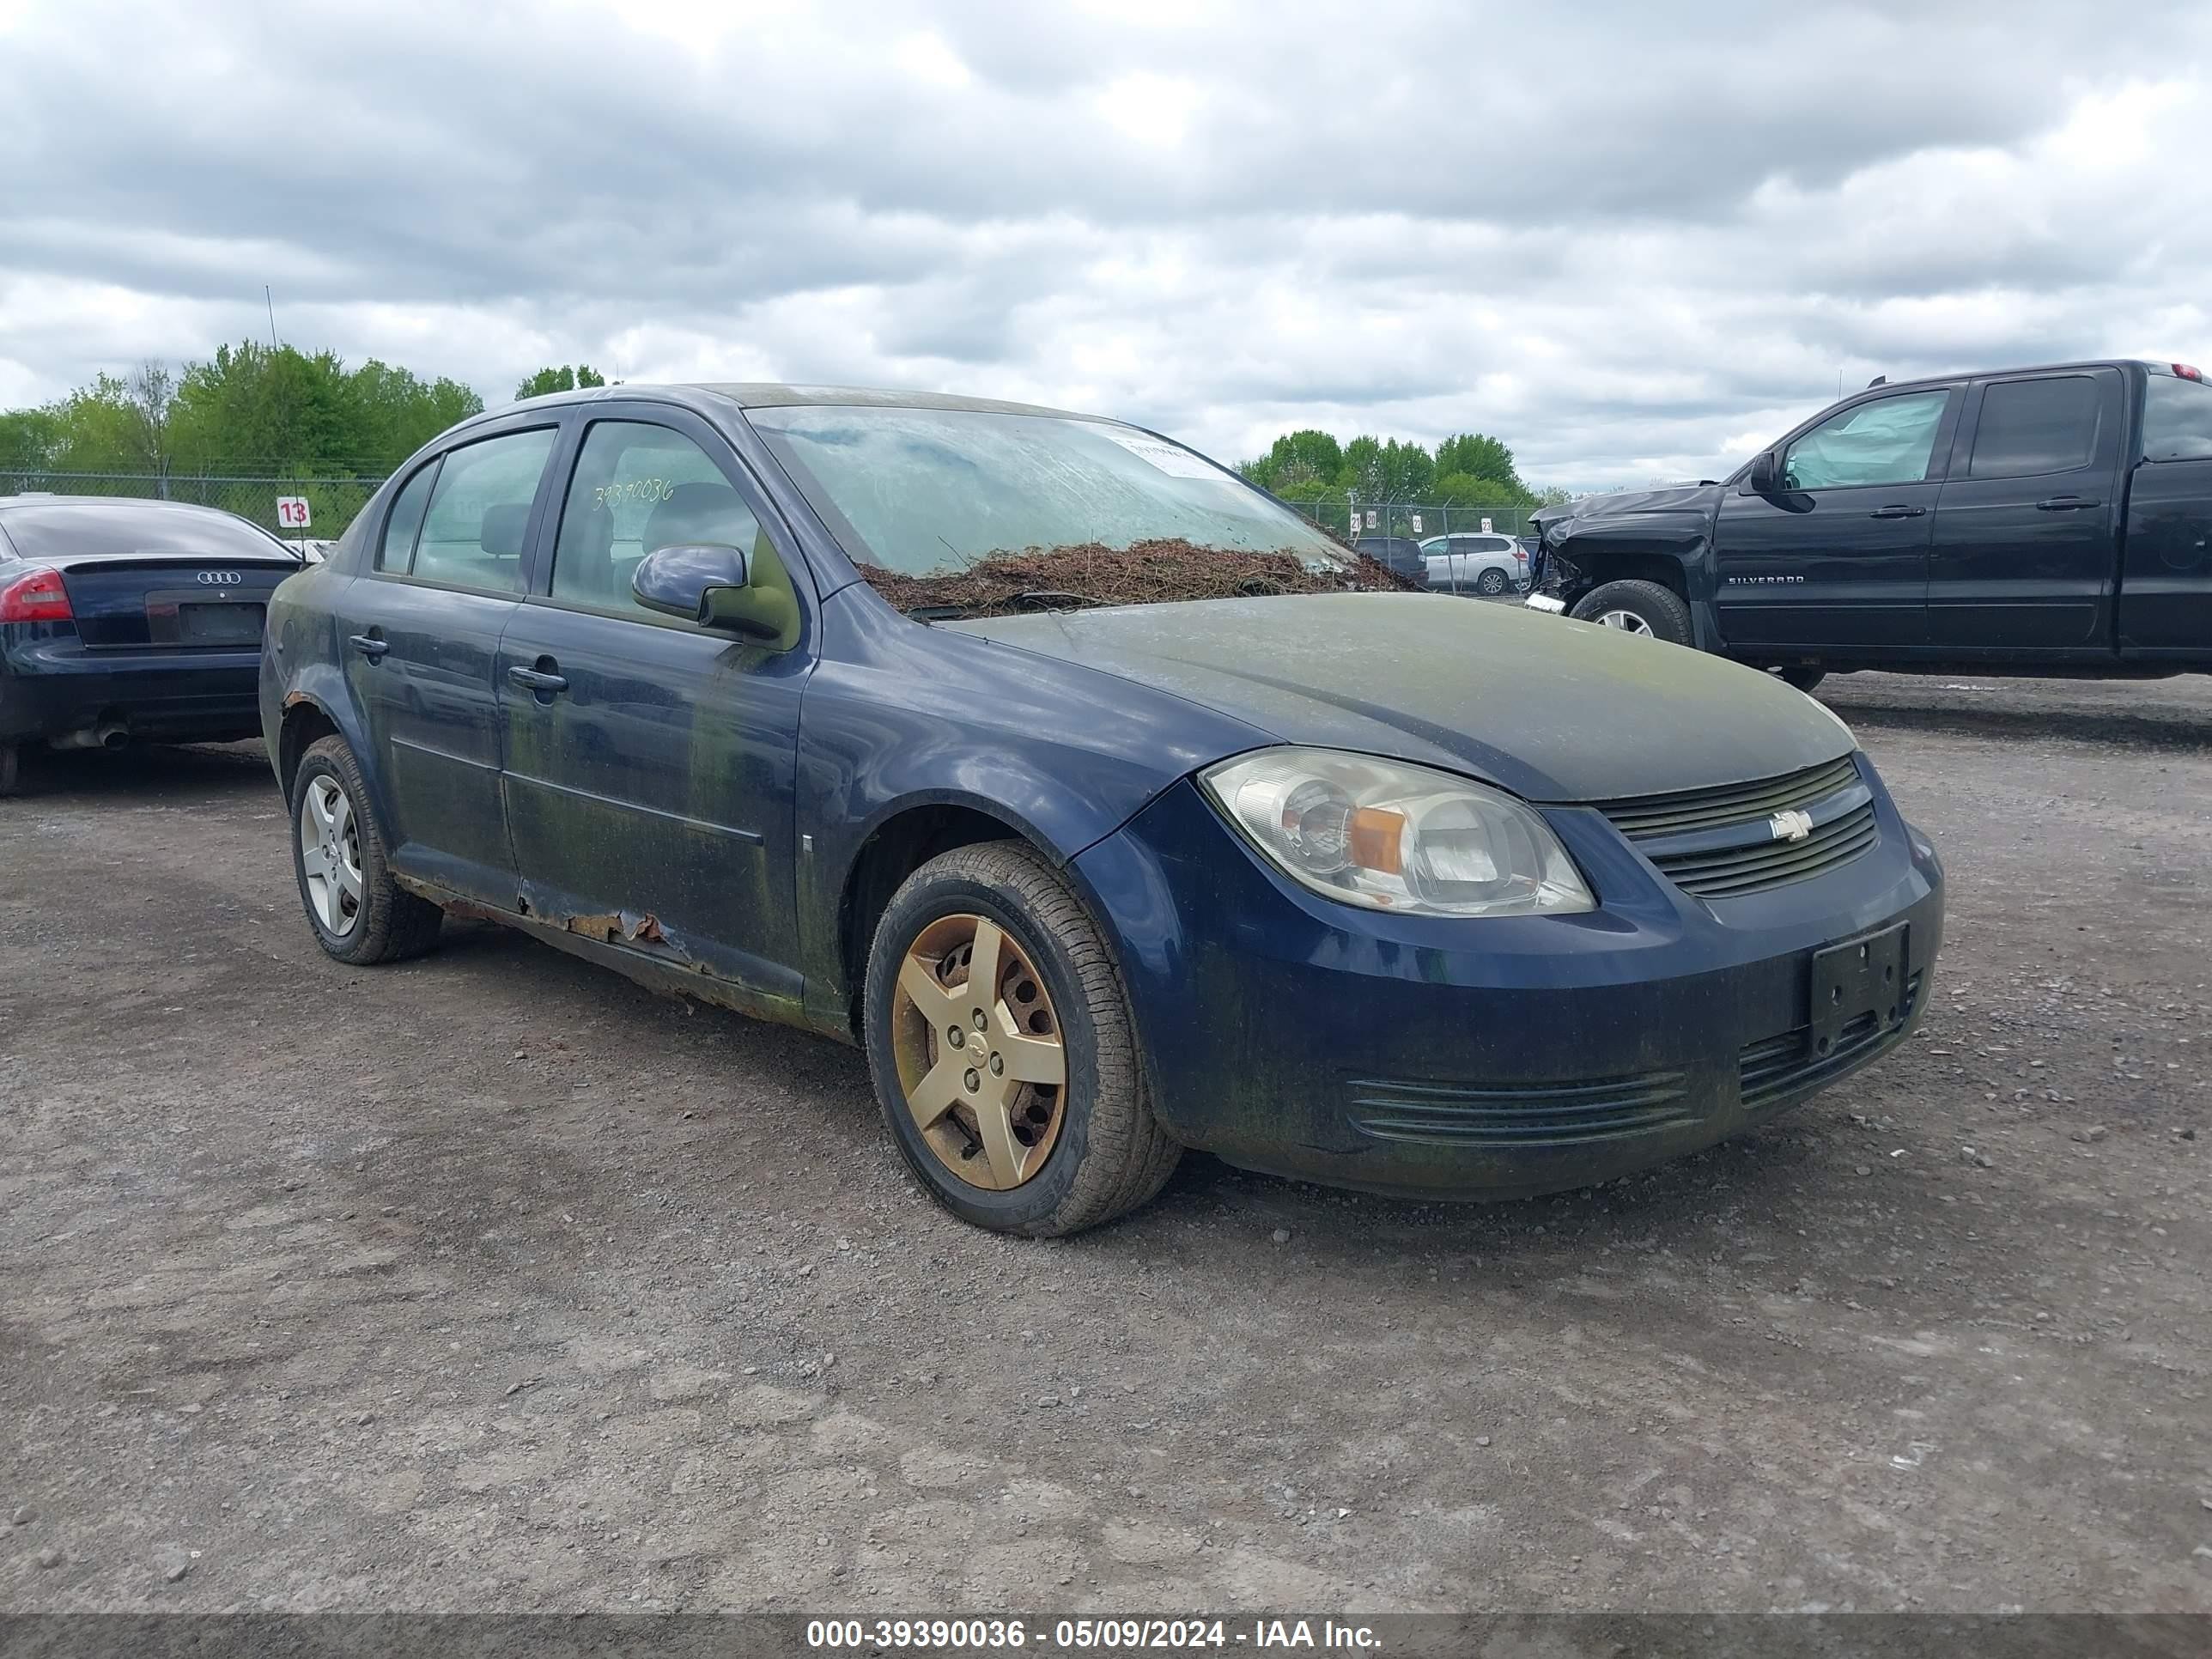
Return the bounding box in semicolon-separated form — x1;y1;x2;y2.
1598;755;1879;901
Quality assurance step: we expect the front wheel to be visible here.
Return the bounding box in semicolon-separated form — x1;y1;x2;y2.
1774;665;1827;692
290;735;444;964
1475;567;1510;596
1570;579;1694;646
863;842;1180;1237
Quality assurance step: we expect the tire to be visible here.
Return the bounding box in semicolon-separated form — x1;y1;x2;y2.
862;841;1181;1237
1475;567;1510;597
1570;579;1693;645
289;734;444;964
1775;666;1827;693
0;742;18;799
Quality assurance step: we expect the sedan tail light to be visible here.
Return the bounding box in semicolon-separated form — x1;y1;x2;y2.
0;567;73;623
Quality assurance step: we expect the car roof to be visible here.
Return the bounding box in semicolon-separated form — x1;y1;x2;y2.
1845;359;2162;398
0;494;264;526
492;382;1105;422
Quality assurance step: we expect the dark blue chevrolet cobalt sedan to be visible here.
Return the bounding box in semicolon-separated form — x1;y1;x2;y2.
1;495;303;794
259;385;1944;1236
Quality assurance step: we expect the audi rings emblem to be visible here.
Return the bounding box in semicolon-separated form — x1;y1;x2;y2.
196;570;242;586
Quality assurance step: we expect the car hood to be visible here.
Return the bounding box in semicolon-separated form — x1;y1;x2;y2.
1532;481;1724;538
944;592;1852;804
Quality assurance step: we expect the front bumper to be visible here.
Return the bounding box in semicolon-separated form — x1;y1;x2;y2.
1072;763;1944;1200
1;629;264;744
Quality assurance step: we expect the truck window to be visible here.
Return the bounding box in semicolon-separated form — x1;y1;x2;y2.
1967;376;2103;478
1783;390;1948;490
2142;375;2212;462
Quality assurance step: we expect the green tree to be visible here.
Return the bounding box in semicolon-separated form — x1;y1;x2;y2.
0;407;62;471
1432;432;1530;502
1243;428;1346;496
514;364;607;400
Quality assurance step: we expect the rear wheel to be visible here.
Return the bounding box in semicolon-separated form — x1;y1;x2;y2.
863;842;1180;1237
1475;567;1510;596
1571;579;1693;646
1775;665;1827;693
290;735;443;964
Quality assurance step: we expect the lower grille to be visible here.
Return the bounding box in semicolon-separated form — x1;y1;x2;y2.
1348;1071;1693;1150
1597;755;1881;901
1739;971;1923;1110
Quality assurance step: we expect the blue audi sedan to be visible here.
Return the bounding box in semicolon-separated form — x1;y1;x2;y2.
1;495;303;794
258;385;1943;1236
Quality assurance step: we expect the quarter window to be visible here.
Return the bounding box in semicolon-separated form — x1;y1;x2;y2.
551;422;761;617
410;428;556;592
2142;374;2212;462
1968;377;2104;478
376;463;437;573
1783;390;1950;490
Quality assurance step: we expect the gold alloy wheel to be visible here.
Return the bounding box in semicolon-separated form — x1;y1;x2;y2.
890;913;1068;1190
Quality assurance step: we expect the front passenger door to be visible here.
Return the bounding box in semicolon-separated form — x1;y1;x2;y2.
1713;386;1960;650
495;410;812;1000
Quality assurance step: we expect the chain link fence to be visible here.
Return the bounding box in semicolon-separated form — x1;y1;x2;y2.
0;470;390;540
1283;498;1533;543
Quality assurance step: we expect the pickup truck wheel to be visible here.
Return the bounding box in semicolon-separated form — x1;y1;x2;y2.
290;735;445;964
1776;666;1827;692
1475;567;1510;596
865;841;1181;1237
1571;580;1693;645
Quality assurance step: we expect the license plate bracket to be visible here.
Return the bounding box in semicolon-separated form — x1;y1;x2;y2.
1811;922;1908;1056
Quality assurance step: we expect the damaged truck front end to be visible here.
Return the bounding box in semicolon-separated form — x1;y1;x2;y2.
1527;483;1726;647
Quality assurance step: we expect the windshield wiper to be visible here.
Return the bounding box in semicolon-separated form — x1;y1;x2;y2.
1008;590;1102;611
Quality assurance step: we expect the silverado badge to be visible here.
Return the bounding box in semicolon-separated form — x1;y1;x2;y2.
1769;809;1815;842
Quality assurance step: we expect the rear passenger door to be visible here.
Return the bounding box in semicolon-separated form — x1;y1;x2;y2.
337;421;559;902
1928;368;2124;651
495;407;812;999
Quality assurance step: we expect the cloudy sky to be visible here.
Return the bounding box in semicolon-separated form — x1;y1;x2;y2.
3;0;2209;488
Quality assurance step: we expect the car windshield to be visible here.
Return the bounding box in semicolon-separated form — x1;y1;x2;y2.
747;404;1376;614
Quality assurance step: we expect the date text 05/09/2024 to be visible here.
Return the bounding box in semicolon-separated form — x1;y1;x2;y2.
805;1618;1382;1650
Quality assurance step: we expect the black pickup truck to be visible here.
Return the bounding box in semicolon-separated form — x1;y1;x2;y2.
1525;360;2212;688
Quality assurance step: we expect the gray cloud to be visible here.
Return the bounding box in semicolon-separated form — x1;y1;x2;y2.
2;0;2209;486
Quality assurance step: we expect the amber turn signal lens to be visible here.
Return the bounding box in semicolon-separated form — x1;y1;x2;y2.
1347;806;1406;874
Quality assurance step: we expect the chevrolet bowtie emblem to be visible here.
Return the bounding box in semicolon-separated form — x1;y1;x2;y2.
1769;809;1814;842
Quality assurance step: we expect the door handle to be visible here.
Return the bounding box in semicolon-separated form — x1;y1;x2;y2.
507;665;568;695
2035;495;2100;511
1868;505;1927;520
348;634;389;661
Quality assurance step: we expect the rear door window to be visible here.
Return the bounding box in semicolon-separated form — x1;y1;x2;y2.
1967;375;2105;478
2142;375;2212;462
409;428;556;592
550;422;760;617
1784;390;1951;490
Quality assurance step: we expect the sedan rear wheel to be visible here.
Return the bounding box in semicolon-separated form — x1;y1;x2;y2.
864;842;1181;1236
290;734;444;964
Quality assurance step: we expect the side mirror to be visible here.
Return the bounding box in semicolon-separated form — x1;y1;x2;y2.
632;543;755;628
1746;448;1783;495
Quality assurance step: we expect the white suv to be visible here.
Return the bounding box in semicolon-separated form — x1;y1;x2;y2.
1419;532;1525;596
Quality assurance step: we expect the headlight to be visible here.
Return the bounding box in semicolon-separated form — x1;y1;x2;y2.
1200;748;1595;919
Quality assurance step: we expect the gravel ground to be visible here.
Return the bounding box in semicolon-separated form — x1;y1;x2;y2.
1;671;2208;1613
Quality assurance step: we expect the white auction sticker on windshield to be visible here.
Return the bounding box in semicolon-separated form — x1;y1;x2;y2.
1099;427;1226;480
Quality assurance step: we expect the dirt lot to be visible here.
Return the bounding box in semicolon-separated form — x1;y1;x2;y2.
2;672;2208;1614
